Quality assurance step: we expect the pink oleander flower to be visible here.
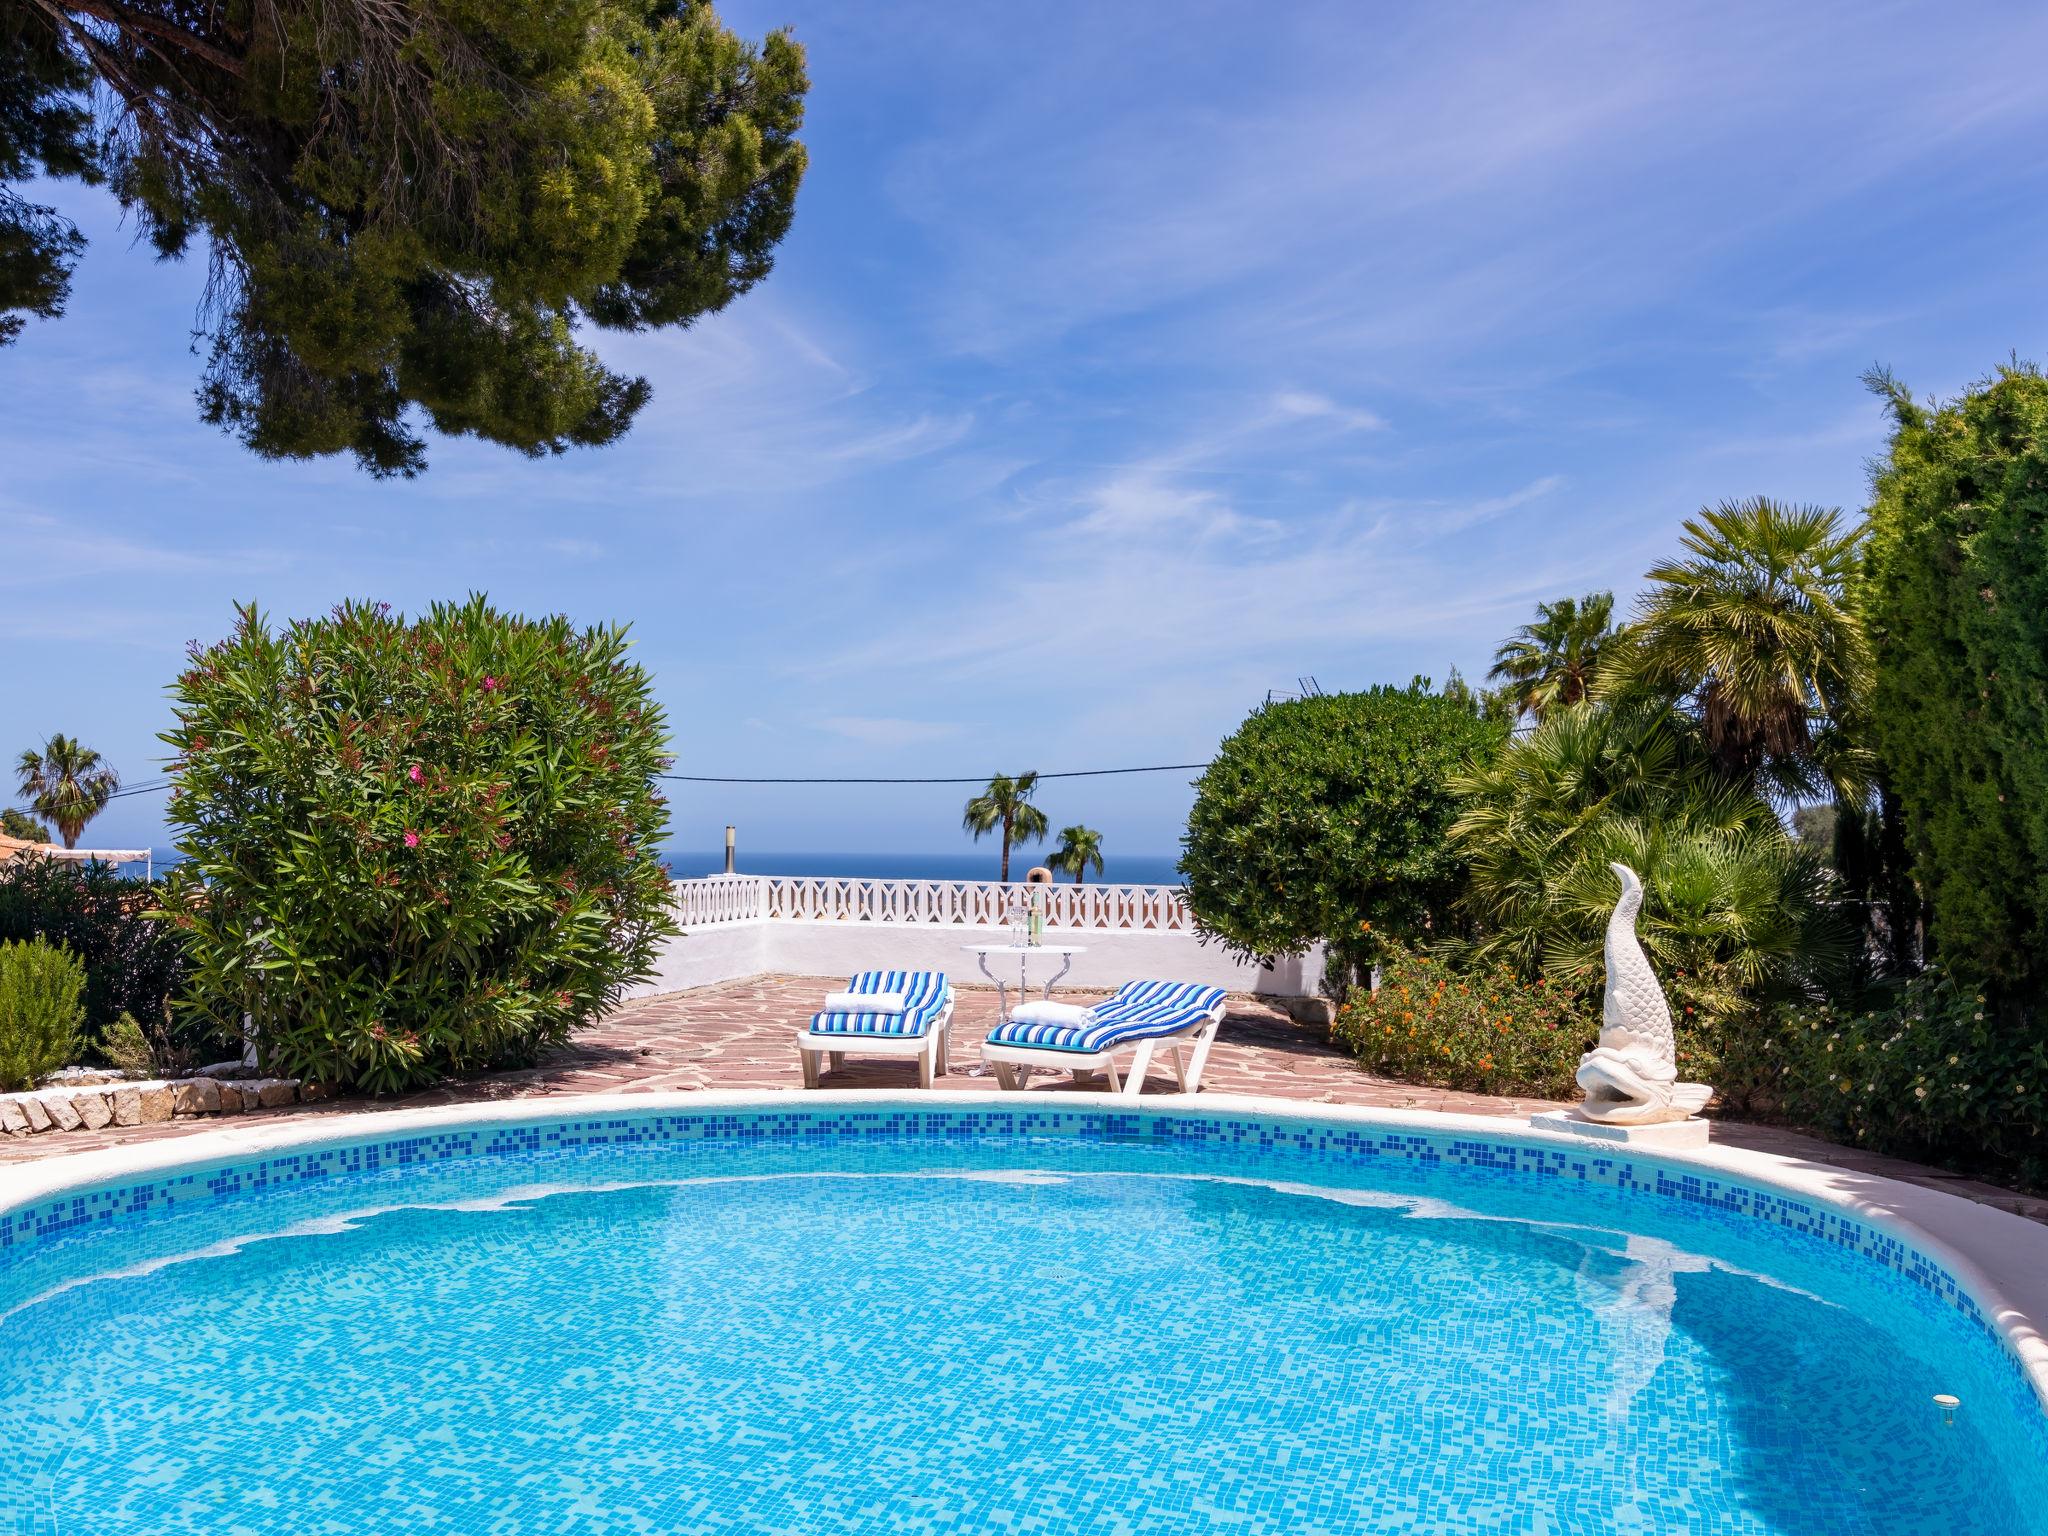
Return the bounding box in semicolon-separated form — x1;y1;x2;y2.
403;831;420;848
407;764;423;784
481;675;501;692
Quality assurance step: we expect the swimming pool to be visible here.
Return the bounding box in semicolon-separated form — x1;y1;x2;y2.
3;1096;2044;1535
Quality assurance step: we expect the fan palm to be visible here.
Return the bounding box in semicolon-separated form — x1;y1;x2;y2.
1049;825;1105;884
15;734;120;849
1599;498;1870;796
962;772;1049;882
1448;700;1851;1016
1487;591;1615;721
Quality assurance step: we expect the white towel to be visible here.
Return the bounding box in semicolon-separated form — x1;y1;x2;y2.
1007;1000;1095;1027
824;990;907;1014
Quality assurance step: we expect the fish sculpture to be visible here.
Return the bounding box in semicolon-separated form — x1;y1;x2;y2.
1574;863;1713;1125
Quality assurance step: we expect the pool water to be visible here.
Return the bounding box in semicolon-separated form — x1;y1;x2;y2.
3;1123;2044;1535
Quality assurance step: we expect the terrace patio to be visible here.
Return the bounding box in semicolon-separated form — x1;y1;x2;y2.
5;973;2043;1228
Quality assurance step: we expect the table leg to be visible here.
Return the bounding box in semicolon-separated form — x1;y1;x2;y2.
974;949;1010;1022
1042;949;1074;999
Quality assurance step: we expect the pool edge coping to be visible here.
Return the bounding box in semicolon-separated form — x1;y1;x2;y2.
4;1088;2046;1411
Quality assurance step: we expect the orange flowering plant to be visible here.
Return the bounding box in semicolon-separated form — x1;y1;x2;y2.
1332;941;1594;1099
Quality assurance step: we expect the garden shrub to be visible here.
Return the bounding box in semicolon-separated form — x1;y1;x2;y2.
0;938;85;1090
102;1012;158;1078
1182;683;1506;976
1334;940;1783;1110
1332;943;1595;1100
0;857;196;1063
155;597;679;1094
1777;968;2048;1193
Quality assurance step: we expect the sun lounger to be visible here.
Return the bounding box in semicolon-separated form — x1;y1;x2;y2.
979;980;1227;1096
797;969;955;1088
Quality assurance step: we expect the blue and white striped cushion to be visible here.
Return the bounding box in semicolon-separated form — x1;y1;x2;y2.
985;980;1226;1053
807;970;951;1038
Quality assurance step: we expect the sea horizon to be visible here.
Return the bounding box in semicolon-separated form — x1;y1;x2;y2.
661;849;1185;885
112;847;1187;886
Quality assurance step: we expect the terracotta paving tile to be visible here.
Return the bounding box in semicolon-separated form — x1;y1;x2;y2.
3;974;2043;1225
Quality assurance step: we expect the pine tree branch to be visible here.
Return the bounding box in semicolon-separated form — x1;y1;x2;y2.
29;0;245;80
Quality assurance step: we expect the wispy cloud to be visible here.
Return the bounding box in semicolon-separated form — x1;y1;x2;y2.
6;0;2047;854
820;411;976;463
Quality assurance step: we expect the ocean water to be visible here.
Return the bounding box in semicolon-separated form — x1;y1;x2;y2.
661;849;1185;884
131;850;1184;884
4;1118;2044;1536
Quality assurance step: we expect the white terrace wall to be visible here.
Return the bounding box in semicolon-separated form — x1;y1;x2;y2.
627;876;1325;999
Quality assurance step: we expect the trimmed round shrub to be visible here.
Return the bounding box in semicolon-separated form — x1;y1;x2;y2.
0;938;86;1091
1181;684;1506;973
156;598;678;1093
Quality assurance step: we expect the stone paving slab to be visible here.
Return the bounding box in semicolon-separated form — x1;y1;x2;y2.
2;974;2041;1225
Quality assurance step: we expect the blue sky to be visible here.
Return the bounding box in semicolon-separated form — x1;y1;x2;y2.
6;0;2048;864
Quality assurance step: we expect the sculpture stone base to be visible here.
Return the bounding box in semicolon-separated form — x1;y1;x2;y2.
1527;1109;1710;1150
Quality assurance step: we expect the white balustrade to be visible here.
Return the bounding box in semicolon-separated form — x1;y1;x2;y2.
670;874;767;927
668;875;1191;932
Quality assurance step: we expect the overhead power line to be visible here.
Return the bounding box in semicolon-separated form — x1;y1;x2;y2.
657;763;1212;785
106;781;173;800
66;763;1215;796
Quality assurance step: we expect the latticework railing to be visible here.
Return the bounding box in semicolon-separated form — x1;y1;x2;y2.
670;875;1190;931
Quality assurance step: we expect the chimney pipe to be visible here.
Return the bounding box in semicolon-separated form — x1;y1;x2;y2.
723;824;736;875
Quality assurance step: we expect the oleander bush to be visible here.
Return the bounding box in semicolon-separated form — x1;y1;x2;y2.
0;938;85;1091
0;857;198;1065
155;597;678;1094
1776;968;2048;1193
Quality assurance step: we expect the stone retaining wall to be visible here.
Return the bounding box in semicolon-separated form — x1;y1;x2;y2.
0;1076;312;1139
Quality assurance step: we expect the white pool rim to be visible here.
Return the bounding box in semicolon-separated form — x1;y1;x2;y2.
4;1089;2046;1411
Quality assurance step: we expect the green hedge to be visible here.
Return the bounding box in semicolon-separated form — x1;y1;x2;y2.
156;597;678;1093
1864;366;2048;997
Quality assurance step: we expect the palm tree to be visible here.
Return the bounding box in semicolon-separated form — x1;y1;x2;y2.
1487;592;1615;722
1447;700;1851;1015
1049;825;1105;884
1599;498;1870;796
962;772;1049;882
15;734;120;849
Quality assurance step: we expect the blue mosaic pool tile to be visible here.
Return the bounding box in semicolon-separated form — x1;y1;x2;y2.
0;1102;2027;1394
3;1104;2045;1536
